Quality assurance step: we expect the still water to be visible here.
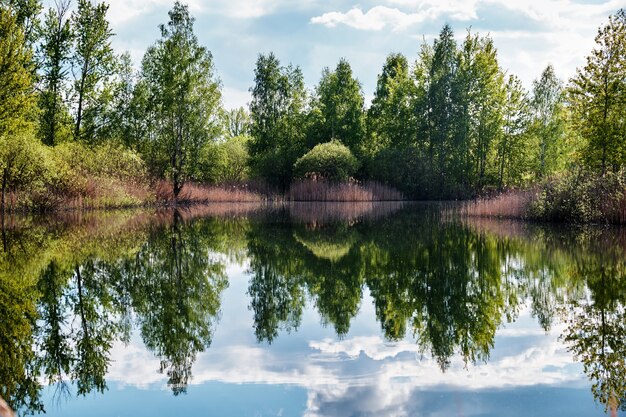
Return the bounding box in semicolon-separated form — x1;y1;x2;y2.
1;203;625;416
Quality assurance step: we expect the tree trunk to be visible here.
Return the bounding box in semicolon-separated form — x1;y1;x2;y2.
1;168;7;216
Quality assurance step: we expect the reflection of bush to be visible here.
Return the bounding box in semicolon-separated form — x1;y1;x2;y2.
293;227;358;262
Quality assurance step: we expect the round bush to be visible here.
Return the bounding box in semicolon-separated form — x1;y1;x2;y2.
293;140;359;182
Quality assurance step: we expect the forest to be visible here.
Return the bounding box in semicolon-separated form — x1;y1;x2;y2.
1;0;625;220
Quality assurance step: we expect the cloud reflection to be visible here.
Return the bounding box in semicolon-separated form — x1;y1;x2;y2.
106;308;584;416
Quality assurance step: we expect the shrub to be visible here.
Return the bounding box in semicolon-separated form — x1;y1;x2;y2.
293;140;359;182
527;170;626;223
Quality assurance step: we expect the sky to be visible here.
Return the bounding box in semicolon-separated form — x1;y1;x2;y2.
51;0;626;109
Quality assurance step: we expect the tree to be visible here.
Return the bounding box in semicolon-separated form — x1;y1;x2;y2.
248;52;306;188
309;58;365;156
0;6;35;137
496;75;531;188
569;10;626;174
222;107;250;138
71;0;115;141
140;1;222;200
196;135;250;184
38;0;73;146
0;6;43;213
0;0;43;51
530;64;565;178
427;24;457;195
368;53;415;152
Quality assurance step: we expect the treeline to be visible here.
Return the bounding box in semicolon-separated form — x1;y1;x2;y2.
1;0;625;209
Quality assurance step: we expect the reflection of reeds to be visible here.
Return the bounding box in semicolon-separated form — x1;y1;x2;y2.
287;201;405;226
287;180;403;202
459;190;536;219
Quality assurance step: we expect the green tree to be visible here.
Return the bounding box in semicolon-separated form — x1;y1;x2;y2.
368;53;415;152
248;52;306;188
569;10;626;174
0;6;44;213
197;135;250;183
222;106;250;138
495;75;531;188
309;58;366;157
0;0;41;51
293;140;359;182
71;0;115;141
140;1;222;199
426;24;457;195
530;64;565;178
38;0;73;146
0;6;35;137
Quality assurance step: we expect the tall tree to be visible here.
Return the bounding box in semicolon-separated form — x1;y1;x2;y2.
0;5;35;137
248;52;306;188
0;6;41;213
38;0;73;146
71;0;115;141
368;53;415;151
140;1;222;200
530;64;565;178
427;24;458;195
309;58;365;156
222;107;250;138
569;9;626;174
496;75;531;189
0;0;42;54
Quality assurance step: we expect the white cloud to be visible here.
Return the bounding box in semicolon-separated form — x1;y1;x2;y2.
310;6;427;31
310;0;622;32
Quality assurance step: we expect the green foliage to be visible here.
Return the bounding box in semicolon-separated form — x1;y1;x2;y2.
569;9;626;174
0;6;36;137
495;75;532;188
38;0;73;146
196;135;250;183
309;59;366;157
529;64;567;178
367;53;415;153
140;1;221;198
71;0;115;141
528;170;626;223
293;140;359;182
54;141;146;182
248;52;307;188
222;107;250;138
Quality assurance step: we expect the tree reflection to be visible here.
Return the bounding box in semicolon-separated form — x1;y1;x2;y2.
563;256;626;413
130;211;228;394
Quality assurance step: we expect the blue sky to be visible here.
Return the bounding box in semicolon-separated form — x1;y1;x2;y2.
58;0;626;108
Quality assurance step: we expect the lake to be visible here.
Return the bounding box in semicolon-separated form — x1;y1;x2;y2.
1;202;625;416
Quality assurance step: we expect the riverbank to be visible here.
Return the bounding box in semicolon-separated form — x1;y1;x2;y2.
461;171;626;224
2;174;405;214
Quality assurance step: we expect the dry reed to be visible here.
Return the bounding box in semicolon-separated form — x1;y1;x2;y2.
459;189;536;219
156;181;265;204
287;179;403;202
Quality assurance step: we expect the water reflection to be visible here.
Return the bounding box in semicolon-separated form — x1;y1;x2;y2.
0;204;625;415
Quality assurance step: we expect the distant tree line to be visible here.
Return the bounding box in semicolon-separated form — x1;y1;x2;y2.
0;0;625;206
